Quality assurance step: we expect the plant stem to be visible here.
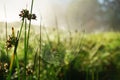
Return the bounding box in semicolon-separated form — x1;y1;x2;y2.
25;0;34;79
54;15;60;44
7;38;19;80
18;19;24;39
4;4;7;40
24;19;27;80
4;4;8;58
33;49;38;75
26;0;34;54
38;16;42;80
7;53;14;80
43;26;51;48
7;17;24;80
15;54;20;80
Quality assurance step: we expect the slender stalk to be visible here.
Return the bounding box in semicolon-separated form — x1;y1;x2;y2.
26;0;34;54
43;26;51;48
18;19;25;39
4;4;8;58
24;19;27;80
33;49;38;73
54;15;60;44
7;53;14;80
4;4;7;40
5;22;8;57
15;54;20;80
7;17;24;80
7;38;19;80
38;16;42;80
24;0;34;79
9;53;15;72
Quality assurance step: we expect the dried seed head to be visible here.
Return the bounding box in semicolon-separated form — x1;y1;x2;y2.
0;62;9;73
4;63;8;69
5;27;17;50
19;9;29;18
19;9;36;20
27;14;36;20
26;63;34;75
31;14;36;19
27;14;32;20
26;68;33;75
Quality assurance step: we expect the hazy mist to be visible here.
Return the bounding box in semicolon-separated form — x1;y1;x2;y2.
0;0;119;32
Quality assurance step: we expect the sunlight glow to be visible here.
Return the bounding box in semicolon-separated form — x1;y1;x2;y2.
0;0;71;25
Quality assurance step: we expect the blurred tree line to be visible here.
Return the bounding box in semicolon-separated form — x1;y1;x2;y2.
67;0;120;32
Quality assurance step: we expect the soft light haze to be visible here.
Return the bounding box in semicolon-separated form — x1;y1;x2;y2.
0;0;71;25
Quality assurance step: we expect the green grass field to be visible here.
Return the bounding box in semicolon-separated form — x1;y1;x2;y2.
0;0;120;80
0;27;120;80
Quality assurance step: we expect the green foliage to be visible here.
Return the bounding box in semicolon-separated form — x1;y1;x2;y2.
1;23;120;80
37;32;120;80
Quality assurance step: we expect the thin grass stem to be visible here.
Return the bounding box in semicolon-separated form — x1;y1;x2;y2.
15;54;20;80
4;4;9;58
54;15;60;44
18;19;24;39
24;19;27;80
38;16;42;80
7;53;14;80
26;0;34;55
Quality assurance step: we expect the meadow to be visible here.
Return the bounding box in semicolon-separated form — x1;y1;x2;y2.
0;0;120;80
1;23;120;80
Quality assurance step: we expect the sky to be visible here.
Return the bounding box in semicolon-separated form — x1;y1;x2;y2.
0;0;72;25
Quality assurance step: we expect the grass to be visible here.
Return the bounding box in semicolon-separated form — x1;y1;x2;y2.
0;0;120;80
5;0;36;80
1;24;120;80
